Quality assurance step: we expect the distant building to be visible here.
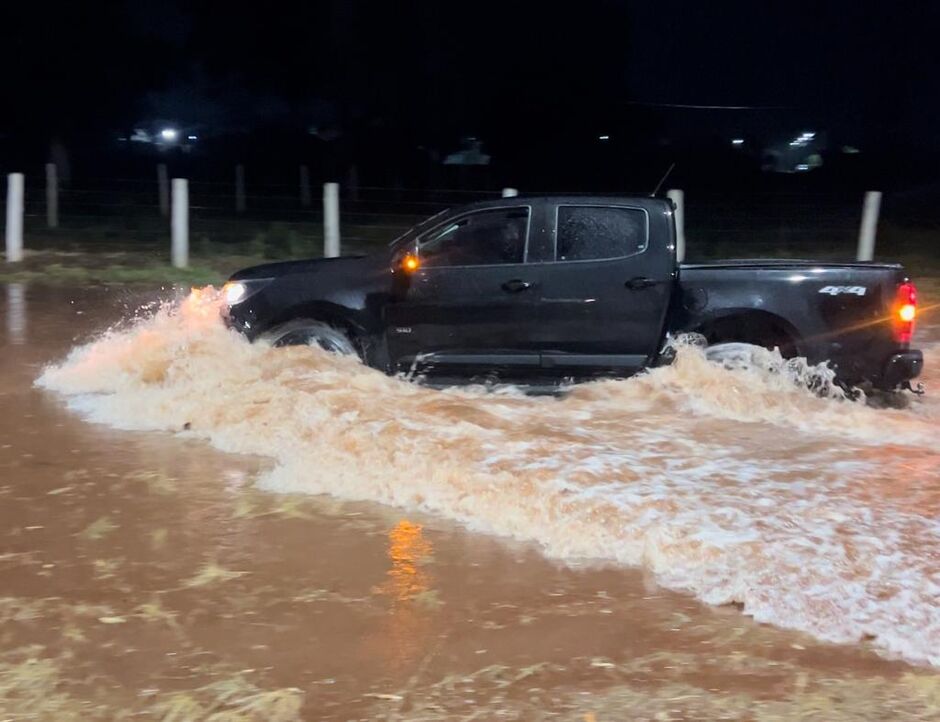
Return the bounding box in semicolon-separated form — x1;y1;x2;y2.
760;131;825;173
443;137;491;166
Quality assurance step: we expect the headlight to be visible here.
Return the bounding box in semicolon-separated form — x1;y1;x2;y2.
223;282;247;305
222;278;272;306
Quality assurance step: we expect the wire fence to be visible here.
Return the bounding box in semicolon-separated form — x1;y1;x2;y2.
6;173;939;263
14;176;507;259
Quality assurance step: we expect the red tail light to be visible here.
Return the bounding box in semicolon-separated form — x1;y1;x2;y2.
893;281;917;344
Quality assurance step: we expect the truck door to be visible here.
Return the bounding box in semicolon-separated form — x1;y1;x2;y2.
537;203;675;373
385;205;544;375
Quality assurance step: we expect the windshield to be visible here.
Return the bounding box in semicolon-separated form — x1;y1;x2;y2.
387;208;451;248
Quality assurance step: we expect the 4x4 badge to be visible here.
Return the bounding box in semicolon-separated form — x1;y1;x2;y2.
818;285;866;296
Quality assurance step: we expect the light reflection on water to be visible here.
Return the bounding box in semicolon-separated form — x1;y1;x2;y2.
373;520;437;668
382;520;434;603
6;282;26;345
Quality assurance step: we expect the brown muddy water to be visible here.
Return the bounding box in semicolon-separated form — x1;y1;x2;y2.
2;282;940;721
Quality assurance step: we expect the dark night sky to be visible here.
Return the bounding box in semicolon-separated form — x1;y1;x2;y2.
2;1;939;163
624;2;939;148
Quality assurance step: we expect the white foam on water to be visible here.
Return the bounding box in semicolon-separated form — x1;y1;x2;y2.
36;288;940;667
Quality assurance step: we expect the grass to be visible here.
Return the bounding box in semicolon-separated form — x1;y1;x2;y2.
0;221;936;288
0;250;265;286
0;261;225;286
0;216;405;285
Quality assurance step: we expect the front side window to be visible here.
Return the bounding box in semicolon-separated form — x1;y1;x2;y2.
418;207;529;267
555;206;648;262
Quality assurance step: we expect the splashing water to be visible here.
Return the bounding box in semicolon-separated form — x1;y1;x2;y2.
37;288;940;667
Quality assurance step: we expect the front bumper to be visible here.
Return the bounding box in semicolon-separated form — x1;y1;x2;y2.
220;303;258;339
880;350;923;389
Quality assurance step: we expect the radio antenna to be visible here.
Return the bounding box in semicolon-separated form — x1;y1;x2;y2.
650;162;676;197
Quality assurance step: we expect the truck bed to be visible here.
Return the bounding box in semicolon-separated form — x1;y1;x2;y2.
672;260;917;387
680;259;902;270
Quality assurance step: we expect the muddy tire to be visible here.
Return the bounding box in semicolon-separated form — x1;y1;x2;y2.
697;316;798;359
262;320;360;357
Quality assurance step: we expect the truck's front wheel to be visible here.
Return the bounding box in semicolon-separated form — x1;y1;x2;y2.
262;320;360;358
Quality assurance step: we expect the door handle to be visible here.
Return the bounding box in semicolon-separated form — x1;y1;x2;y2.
501;279;532;293
625;276;658;290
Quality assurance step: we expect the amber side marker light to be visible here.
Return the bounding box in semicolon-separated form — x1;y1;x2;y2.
893;282;917;343
401;253;421;273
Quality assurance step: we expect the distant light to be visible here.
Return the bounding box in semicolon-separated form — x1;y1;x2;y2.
801;131;816;139
160;128;178;141
598;135;610;141
731;138;744;145
796;163;809;171
187;135;198;141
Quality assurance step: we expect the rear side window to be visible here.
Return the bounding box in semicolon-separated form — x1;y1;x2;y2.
418;207;529;267
555;206;648;262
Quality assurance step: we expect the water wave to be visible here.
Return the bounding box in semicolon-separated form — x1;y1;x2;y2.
37;288;940;667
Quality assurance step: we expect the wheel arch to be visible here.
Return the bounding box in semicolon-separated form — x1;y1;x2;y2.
260;301;389;368
689;309;805;357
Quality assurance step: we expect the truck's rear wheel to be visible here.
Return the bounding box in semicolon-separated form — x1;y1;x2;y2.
704;342;766;369
704;341;844;398
698;316;799;359
262;320;360;357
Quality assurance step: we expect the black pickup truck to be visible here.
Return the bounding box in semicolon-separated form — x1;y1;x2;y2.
222;196;922;391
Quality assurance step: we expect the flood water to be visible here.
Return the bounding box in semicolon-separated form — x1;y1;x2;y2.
2;283;939;720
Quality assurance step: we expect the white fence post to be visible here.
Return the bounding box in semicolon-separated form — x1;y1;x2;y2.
157;163;169;217
667;189;685;263
171;178;189;269
857;190;882;262
299;165;312;207
502;187;518;198
323;182;341;258
45;163;59;229
5;173;24;263
235;164;246;213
